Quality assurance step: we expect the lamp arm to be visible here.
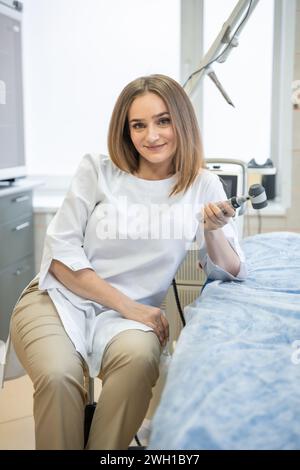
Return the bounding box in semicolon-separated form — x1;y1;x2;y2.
184;0;260;98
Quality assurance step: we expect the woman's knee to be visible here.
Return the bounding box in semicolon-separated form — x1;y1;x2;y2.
103;330;161;385
36;360;85;397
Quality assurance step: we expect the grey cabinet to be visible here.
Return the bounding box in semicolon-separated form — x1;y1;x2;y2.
0;189;35;340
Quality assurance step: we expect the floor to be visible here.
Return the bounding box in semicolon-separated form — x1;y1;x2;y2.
0;375;151;449
0;375;35;450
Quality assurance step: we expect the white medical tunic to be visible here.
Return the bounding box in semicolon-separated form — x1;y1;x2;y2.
1;154;246;382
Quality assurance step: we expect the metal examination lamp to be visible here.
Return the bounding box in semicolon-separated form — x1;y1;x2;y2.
183;0;260;108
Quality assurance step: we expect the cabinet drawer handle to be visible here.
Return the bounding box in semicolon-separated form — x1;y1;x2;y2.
14;221;30;231
14;265;30;276
14;195;30;203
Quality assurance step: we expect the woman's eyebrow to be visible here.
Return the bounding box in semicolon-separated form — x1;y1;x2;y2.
129;112;170;123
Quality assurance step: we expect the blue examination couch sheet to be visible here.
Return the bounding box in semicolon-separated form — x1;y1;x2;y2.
149;232;300;450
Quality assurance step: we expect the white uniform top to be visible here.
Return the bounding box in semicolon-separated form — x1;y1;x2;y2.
1;154;246;383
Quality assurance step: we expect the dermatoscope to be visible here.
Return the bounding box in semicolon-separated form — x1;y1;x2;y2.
226;183;268;212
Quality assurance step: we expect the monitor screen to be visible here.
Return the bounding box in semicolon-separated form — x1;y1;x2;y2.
0;7;25;181
219;175;238;199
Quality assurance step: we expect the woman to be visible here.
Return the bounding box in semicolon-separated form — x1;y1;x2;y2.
8;74;246;450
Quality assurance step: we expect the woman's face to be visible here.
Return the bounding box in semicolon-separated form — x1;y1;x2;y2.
128;92;177;172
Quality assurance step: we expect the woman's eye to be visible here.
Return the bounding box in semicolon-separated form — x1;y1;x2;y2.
158;118;171;126
132;123;145;129
131;118;170;130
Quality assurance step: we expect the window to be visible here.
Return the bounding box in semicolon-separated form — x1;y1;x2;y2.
202;0;274;165
23;0;180;176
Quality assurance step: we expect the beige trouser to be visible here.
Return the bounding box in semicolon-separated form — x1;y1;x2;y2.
10;278;161;450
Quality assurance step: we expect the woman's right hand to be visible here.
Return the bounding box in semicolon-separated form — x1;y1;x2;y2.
49;261;169;345
120;300;169;347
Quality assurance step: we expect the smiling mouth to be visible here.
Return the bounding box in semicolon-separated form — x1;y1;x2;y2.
145;143;166;150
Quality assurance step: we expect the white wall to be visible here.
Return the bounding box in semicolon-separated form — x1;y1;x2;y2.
22;0;180;176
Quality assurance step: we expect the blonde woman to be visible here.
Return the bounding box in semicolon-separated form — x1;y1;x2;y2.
8;74;246;450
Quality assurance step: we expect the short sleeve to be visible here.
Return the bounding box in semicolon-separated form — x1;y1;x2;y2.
39;154;102;290
196;172;247;282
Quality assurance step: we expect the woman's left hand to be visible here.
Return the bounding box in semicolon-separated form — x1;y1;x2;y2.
203;201;235;232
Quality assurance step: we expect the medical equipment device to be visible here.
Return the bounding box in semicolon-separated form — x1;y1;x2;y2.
227;183;268;211
206;158;247;232
184;0;260;107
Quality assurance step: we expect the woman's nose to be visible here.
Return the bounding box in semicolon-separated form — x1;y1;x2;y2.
146;125;160;143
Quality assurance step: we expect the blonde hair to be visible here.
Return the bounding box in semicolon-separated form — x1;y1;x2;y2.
108;74;204;196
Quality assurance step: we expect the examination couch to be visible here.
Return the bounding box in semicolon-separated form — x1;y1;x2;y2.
148;232;300;450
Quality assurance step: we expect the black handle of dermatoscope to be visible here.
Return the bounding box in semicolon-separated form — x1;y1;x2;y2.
228;196;248;209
